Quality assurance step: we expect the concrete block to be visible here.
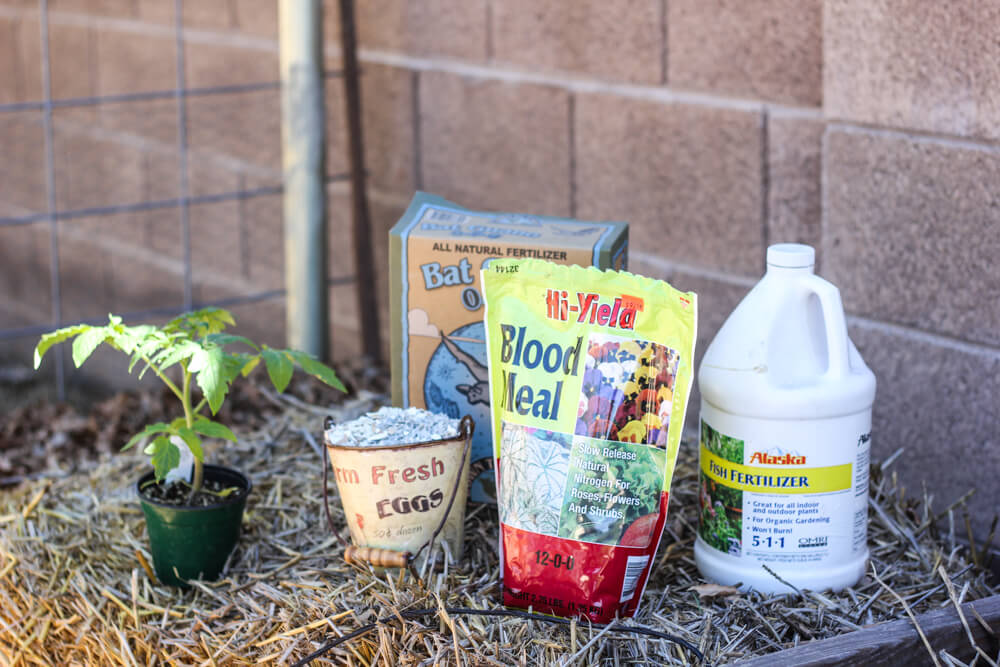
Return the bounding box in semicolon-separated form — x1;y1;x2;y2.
49;0;137;16
0;17;19;104
105;243;185;315
0;223;52;317
0;14;43;103
326;187;356;277
188;198;243;292
62;214;137;250
0;1;42;7
56;222;115;322
324;0;487;61
823;127;1000;347
327;63;416;191
186;151;242;198
52;122;146;211
233;0;278;39
492;0;662;84
668;0;822;105
47;21;97;103
15;13;42;101
182;0;236;31
185;89;280;170
323;72;350;179
129;208;182;260
420;72;571;217
851;323;1000;541
141;149;182;204
325;187;400;361
329;282;363;361
227;297;285;349
575;92;764;276
99;98;178;147
768;115;823;255
184;40;277;89
135;0;174;25
95;26;176;95
360;64;416;194
825;0;1000;141
0;112;47;213
321;0;339;49
238;166;282;192
240;191;283;290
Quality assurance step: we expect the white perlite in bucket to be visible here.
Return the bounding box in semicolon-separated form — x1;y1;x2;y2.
324;406;460;448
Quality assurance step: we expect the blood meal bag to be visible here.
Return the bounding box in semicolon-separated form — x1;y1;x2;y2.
482;259;697;623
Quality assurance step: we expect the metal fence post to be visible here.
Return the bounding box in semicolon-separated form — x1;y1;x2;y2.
279;0;328;359
337;0;381;363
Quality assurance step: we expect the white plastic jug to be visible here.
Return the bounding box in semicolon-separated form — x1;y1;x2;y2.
694;244;876;593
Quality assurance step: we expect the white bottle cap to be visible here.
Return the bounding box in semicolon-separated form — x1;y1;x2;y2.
766;243;815;269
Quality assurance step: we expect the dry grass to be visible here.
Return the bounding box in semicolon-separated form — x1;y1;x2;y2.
0;390;995;665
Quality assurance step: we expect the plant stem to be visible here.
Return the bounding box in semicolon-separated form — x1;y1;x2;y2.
192;396;209;416
182;365;204;499
140;354;185;403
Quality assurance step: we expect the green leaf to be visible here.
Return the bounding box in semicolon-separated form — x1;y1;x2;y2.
189;346;228;414
168;307;236;338
109;323;156;355
121;422;172;452
34;324;89;368
205;333;258;350
192;419;237;442
150;436;181;483
71;326;110;368
261;347;294;393
176;427;204;462
240;355;261;378
152;339;200;371
128;332;170;373
287;350;347;392
219;353;245;388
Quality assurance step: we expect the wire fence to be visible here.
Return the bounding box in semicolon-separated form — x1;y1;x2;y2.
0;0;354;398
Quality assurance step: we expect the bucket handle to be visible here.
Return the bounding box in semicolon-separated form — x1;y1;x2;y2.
411;415;474;565
800;273;850;379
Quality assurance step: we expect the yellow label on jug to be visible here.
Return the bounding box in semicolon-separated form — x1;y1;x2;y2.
700;447;851;495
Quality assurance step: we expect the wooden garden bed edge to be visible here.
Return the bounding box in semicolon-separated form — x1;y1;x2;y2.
737;593;1000;666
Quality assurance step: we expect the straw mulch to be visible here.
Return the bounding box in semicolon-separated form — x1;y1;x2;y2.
0;390;996;665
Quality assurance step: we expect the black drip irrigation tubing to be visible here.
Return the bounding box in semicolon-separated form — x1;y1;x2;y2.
290;606;705;666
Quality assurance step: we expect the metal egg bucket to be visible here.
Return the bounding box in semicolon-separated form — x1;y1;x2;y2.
324;415;473;564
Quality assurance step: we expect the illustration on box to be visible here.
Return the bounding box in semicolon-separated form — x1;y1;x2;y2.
410;312;495;499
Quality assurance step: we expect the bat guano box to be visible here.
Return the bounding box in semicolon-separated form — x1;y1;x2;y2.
389;192;628;502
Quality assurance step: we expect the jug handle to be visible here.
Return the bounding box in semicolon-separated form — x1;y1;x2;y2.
800;273;850;380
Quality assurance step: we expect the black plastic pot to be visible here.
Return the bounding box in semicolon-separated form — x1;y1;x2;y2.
137;465;251;587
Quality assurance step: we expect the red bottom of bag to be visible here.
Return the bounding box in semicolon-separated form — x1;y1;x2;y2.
501;492;669;624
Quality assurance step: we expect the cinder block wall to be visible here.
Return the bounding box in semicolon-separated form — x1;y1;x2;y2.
1;1;997;538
